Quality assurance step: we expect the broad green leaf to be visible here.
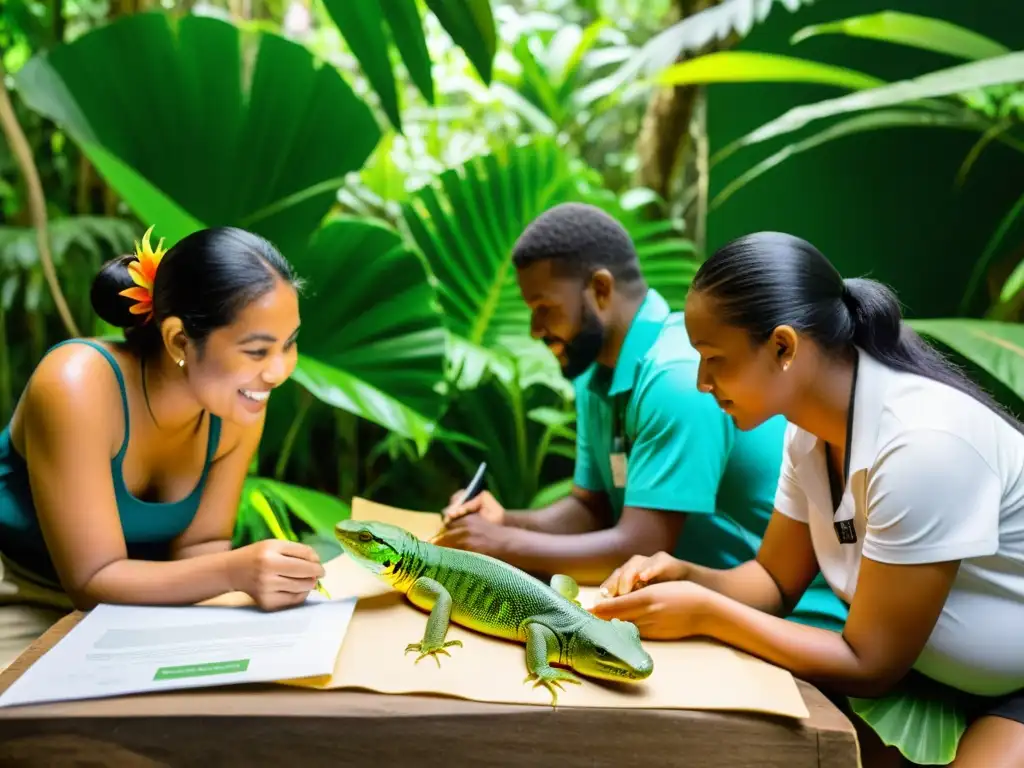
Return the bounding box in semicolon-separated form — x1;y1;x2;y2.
742;51;1024;147
288;216;448;453
791;12;1010;62
382;0;435;106
655;51;884;91
12;12;381;257
76;142;205;244
321;0;403;132
711;110;984;210
425;0;497;84
848;690;962;766
909;319;1024;402
291;357;438;454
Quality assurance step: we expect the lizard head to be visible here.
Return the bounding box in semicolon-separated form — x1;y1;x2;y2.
569;617;654;683
335;519;414;579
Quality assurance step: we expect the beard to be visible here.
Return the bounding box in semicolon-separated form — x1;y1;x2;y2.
553;301;606;380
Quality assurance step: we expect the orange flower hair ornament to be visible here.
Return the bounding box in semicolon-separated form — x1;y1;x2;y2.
118;226;167;323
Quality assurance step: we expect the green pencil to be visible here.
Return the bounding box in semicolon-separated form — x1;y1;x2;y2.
249;489;331;600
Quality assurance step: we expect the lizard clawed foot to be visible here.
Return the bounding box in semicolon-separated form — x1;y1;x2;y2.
524;667;582;706
404;639;463;668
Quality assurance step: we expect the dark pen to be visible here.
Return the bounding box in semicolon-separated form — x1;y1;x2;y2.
461;461;488;504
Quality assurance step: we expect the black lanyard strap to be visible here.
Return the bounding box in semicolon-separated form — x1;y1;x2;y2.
611;392;632;455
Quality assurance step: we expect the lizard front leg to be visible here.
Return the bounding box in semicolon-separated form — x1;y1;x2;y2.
404;576;463;667
523;622;581;706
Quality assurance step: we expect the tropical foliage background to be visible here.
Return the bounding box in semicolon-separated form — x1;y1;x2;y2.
2;0;1022;558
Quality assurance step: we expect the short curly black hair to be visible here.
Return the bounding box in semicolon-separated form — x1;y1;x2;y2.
511;202;643;288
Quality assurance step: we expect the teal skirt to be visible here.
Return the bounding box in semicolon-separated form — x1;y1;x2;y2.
848;670;1024;765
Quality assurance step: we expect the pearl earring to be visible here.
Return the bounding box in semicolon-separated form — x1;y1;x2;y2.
177;358;185;369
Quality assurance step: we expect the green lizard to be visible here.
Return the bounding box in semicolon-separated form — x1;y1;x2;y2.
335;518;654;705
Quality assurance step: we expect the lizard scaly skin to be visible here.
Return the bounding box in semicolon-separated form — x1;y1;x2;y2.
335;519;654;706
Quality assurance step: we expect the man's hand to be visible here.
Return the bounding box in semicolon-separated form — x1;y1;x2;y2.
432;511;511;557
441;489;506;526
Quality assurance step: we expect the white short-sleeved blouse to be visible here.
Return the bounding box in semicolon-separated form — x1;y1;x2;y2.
775;347;1024;697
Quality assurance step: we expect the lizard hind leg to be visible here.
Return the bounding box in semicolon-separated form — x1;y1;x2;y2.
523;622;581;707
549;574;581;606
404;576;463;668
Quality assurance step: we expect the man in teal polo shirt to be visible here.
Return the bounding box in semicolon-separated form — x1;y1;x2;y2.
435;203;846;631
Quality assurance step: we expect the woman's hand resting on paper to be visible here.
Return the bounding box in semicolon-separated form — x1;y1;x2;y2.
599;551;691;598
228;539;325;610
591;581;713;641
590;551;712;640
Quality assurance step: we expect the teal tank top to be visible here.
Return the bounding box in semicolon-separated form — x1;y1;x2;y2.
0;339;221;586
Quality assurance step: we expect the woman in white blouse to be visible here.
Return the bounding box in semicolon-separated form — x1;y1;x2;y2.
593;232;1024;767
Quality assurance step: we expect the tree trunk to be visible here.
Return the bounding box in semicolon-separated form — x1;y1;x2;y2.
0;61;80;337
109;0;154;14
633;0;738;252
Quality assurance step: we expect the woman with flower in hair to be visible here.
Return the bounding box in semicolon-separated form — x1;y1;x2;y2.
0;226;324;669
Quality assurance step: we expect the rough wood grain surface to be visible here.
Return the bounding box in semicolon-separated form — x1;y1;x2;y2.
0;612;860;767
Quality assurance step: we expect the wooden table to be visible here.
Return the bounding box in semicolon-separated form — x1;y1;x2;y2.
0;612;860;768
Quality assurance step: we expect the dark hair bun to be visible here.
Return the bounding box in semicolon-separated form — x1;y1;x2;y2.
842;277;902;353
90;254;143;328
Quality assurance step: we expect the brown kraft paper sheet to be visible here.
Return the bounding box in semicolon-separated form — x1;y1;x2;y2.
272;498;810;719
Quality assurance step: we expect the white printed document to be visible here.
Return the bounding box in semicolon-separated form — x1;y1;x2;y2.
0;597;357;708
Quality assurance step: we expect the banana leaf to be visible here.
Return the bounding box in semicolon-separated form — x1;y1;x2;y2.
656;51;884;90
790;11;1010;61
11;11;381;258
738;51;1024;147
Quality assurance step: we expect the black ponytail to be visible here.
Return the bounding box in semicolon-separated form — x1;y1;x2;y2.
692;231;1024;434
89;226;300;356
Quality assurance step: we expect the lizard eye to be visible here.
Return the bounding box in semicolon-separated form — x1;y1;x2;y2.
595;646;609;657
382;560;392;568
358;531;372;542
